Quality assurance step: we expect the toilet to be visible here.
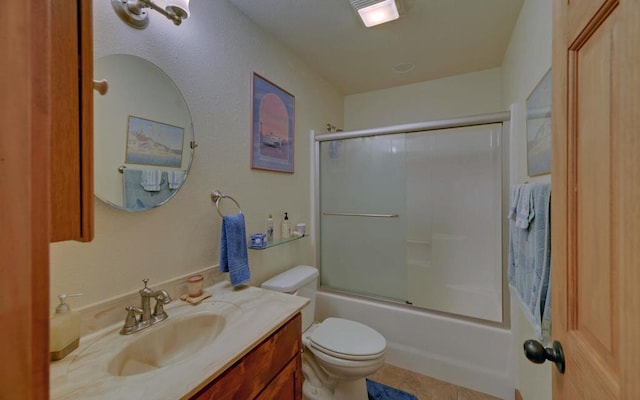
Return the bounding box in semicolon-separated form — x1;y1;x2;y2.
261;265;386;400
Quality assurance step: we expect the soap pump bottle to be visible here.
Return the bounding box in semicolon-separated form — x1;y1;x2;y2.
282;212;291;239
50;293;82;361
266;213;274;243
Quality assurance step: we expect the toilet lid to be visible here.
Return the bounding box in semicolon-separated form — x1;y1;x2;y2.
309;318;386;360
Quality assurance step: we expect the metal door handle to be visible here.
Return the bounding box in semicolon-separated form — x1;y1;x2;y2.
523;339;565;373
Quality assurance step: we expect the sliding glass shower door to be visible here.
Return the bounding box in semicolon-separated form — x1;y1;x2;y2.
319;134;407;302
318;123;504;322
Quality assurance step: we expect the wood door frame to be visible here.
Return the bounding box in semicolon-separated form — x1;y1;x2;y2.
1;0;51;398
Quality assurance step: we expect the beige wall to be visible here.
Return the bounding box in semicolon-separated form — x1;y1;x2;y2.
49;0;343;312
502;0;553;398
51;2;553;398
344;67;503;130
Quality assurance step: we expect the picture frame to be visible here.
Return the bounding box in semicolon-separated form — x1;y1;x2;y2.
125;115;184;168
251;73;295;173
526;69;552;176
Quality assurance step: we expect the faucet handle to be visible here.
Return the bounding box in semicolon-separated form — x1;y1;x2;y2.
153;291;172;321
142;278;149;288
120;306;143;335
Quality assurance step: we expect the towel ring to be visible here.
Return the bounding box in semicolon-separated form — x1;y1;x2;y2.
211;190;242;218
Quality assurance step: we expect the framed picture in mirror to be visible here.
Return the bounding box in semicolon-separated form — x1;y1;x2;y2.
125;115;185;168
250;73;295;173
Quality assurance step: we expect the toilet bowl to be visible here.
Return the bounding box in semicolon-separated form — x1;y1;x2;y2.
262;265;386;400
305;317;385;379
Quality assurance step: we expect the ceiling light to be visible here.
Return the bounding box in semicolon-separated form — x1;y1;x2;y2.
351;0;399;28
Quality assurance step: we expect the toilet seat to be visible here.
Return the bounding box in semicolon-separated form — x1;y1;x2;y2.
309;318;386;361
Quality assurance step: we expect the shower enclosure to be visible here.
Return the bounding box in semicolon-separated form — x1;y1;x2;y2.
315;113;508;323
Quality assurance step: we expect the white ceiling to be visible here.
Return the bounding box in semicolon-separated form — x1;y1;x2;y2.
226;0;524;95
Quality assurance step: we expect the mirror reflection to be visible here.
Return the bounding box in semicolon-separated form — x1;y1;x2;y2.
94;54;195;212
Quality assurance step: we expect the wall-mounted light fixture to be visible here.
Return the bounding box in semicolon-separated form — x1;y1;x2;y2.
350;0;399;28
112;0;190;29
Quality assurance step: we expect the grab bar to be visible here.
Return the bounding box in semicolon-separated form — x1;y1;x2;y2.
322;212;398;218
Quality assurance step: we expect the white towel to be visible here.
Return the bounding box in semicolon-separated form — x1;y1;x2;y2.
168;170;185;190
515;184;534;229
140;169;163;192
508;184;522;220
508;183;552;343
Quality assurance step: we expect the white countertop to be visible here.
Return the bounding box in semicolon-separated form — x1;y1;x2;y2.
50;282;308;400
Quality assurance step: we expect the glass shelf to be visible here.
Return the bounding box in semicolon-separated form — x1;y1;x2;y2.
248;234;306;250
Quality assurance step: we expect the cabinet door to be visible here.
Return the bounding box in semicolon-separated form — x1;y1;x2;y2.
255;355;302;400
1;0;51;397
191;314;302;400
50;0;93;242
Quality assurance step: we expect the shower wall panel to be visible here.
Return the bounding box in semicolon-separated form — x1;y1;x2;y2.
405;124;502;322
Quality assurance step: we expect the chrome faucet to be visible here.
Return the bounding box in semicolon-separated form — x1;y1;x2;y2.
120;278;172;335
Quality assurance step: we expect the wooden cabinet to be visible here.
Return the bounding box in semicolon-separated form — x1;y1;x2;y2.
191;313;303;400
255;357;301;400
50;0;94;242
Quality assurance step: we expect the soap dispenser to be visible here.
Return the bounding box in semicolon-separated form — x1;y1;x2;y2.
50;293;82;361
282;212;291;239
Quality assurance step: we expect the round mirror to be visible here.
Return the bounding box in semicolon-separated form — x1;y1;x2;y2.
94;54;195;212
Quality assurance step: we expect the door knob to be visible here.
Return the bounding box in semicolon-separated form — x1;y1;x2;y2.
93;79;109;95
523;339;565;373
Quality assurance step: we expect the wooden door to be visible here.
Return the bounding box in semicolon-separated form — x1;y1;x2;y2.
1;0;51;398
551;0;640;398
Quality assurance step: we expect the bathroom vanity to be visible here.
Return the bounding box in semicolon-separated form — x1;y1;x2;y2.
50;283;307;400
190;313;301;400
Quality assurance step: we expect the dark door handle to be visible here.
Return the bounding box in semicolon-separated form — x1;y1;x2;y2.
523;339;565;373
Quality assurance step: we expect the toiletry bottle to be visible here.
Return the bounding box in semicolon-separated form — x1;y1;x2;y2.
50;293;83;361
266;213;274;243
282;212;291;239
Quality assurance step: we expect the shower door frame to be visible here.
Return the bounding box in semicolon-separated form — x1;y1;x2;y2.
313;111;512;327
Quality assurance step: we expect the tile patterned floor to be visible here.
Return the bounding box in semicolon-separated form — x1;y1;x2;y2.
369;363;502;400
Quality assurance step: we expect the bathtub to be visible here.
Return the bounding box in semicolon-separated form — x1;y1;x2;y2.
315;289;515;400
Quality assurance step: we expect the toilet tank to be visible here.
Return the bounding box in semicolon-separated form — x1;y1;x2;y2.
261;265;319;331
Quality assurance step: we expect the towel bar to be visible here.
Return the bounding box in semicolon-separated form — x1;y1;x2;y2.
211;190;242;218
322;211;398;218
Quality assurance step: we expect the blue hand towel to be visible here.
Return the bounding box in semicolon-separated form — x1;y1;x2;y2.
508;182;551;342
219;213;250;287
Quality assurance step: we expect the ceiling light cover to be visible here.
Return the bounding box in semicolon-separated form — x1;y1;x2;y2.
352;0;399;28
165;0;190;19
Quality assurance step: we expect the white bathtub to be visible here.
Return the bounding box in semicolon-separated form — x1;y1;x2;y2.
315;289;516;400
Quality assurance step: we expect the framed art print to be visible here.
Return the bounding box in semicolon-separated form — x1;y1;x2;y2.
526;69;552;176
251;73;295;173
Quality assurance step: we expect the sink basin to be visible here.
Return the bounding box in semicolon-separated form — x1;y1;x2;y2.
107;312;226;376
